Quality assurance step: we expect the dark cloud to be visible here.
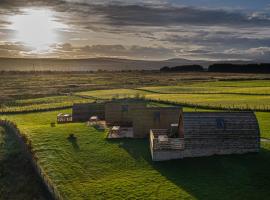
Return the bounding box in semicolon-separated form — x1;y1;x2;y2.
0;0;270;61
0;42;34;57
165;31;270;49
3;1;266;29
93;5;270;27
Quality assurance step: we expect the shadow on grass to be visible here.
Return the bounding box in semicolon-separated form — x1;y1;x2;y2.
109;139;270;200
67;135;80;151
0;127;52;200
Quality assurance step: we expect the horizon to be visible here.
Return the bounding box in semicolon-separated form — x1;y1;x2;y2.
0;0;270;63
1;1;270;199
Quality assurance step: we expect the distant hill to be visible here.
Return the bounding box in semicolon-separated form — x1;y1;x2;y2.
0;57;254;71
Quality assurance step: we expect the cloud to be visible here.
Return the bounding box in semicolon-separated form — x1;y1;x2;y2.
50;43;176;59
0;0;270;61
44;1;270;27
0;42;34;57
164;28;270;49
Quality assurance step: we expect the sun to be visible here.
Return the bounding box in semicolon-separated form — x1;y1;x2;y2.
9;8;66;52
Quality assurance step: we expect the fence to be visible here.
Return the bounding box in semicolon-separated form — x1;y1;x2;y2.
0;119;63;200
150;129;185;150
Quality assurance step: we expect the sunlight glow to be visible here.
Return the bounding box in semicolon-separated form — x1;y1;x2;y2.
9;8;66;52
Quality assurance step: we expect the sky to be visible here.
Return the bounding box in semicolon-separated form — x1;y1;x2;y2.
0;0;270;61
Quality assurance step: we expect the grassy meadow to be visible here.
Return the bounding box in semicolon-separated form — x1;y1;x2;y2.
75;80;270;111
1;71;270;103
1;72;270;199
1;110;270;200
0;95;93;114
0;127;50;200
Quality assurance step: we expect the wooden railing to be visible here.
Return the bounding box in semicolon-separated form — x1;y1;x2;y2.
150;129;184;150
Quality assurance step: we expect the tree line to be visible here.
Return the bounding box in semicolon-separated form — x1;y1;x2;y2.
160;63;270;73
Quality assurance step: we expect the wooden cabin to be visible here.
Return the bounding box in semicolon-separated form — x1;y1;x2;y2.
151;112;260;161
72;103;105;122
131;107;181;138
105;101;181;138
105;101;146;126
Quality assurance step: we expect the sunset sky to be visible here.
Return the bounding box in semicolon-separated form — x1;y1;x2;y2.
0;0;270;61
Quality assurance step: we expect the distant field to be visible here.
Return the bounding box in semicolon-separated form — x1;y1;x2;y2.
76;80;270;111
1;71;270;103
0;127;50;199
1;73;270;199
2;110;270;200
1;78;269;137
0;96;93;113
77;89;149;100
140;84;270;95
146;93;270;110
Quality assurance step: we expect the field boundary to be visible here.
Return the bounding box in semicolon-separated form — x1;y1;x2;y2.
2;92;270;115
134;88;270;96
0;120;63;200
0;105;72;115
74;95;270;112
146;98;270;112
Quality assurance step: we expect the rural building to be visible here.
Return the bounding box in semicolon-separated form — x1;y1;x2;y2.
105;100;181;138
105;101;146;126
131;107;181;138
72;100;260;161
72;102;105;122
151;112;260;161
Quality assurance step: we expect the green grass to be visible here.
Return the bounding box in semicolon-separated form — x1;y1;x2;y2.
256;112;270;138
2;79;270;113
139;85;270;95
2;72;269;103
146;93;270;110
2;110;270;200
1;72;270;199
0;127;50;200
75;88;270;111
192;80;270;87
77;89;149;100
74;80;270;111
0;95;94;113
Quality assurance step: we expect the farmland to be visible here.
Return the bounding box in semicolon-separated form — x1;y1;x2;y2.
74;80;270;110
1;75;270;137
1;71;270;199
0;96;93;114
1;71;270;103
2;110;270;200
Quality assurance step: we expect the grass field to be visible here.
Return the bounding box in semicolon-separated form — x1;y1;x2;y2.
0;127;50;200
78;90;270;111
1;71;270;103
138;80;270;98
2;110;270;200
75;80;270;111
1;74;270;199
0;95;94;113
